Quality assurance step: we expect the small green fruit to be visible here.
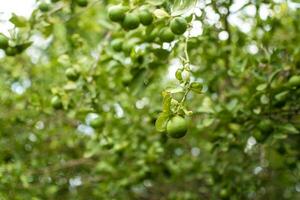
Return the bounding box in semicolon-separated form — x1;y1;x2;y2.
122;13;140;30
288;75;300;87
258;119;273;134
51;96;63;109
0;34;9;49
190;82;203;93
170;17;188;35
111;38;123;52
138;10;153;26
167;116;188;139
5;47;17;56
108;5;126;22
90;115;103;128
39;3;50;12
159;28;175;43
76;0;88;7
65;68;80;81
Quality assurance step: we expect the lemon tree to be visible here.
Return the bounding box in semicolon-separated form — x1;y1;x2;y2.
0;0;299;199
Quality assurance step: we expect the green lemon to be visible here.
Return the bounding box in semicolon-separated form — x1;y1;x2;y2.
0;34;9;49
39;3;50;12
122;13;140;30
258;119;273;134
288;75;300;87
170;17;188;35
166;116;188;138
159;28;175;43
5;47;17;56
90;115;103;128
138;10;153;26
108;5;126;22
111;38;123;52
76;0;88;7
65;68;80;81
51;96;63;110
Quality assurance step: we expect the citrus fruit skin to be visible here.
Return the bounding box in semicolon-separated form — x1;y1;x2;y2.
138;10;153;26
170;17;188;35
39;3;50;12
167;116;188;139
108;6;126;22
65;68;80;81
77;0;88;7
51;96;63;110
111;39;123;52
288;75;300;87
160;28;175;43
5;47;17;56
90;116;103;128
122;13;140;30
0;34;9;49
258;119;273;134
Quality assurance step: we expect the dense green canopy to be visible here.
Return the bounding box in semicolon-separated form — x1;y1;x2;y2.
0;0;299;199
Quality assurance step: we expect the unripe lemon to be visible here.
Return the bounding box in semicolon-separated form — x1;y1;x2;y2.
108;6;126;22
167;116;188;139
122;13;140;30
5;47;17;56
39;3;50;12
170;17;188;35
258;119;273;134
51;96;63;109
159;28;175;43
65;68;80;81
111;38;123;52
90;115;103;128
0;34;9;49
138;10;153;26
76;0;88;7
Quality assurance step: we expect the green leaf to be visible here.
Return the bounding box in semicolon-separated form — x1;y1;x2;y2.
268;69;282;83
15;41;33;53
278;124;299;134
202;118;215;127
170;0;197;16
165;87;184;94
10;14;27;27
162;92;172;113
153;9;170;19
256;83;267;91
275;91;289;101
155;112;170;132
147;0;165;5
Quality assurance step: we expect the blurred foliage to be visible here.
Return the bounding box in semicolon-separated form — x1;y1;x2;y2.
0;0;300;199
